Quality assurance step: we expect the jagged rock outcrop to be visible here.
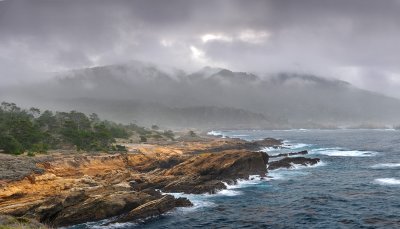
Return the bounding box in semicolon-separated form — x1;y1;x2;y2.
51;191;154;227
0;137;278;227
268;157;320;170
269;150;308;158
165;150;268;179
111;195;192;224
130;150;269;194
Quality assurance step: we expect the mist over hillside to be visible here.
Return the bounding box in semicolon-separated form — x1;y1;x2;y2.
2;61;400;129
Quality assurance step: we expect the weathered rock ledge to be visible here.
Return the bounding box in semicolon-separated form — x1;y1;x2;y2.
0;137;276;227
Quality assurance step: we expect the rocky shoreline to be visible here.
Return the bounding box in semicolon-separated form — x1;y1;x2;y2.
0;136;320;228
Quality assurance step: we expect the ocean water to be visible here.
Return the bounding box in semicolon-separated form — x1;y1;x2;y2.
71;129;400;229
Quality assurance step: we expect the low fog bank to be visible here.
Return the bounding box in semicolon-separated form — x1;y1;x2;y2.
2;61;400;130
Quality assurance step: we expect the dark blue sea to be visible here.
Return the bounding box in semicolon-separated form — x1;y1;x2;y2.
70;129;400;229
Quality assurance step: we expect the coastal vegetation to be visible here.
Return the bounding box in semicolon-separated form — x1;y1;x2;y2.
0;215;47;229
0;102;173;155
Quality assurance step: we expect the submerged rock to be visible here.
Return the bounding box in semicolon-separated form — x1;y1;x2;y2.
268;157;320;170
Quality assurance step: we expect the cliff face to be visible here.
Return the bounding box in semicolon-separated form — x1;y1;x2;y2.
0;138;275;227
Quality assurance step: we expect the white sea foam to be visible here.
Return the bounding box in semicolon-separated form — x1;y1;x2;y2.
288;143;311;149
374;178;400;186
164;192;217;213
162;176;267;213
231;134;249;138
215;175;264;196
310;148;377;157
371;163;400;169
262;141;312;155
290;161;326;169
216;189;242;196
165;175;266;207
92;222;137;229
260;146;281;152
70;218;137;229
267;161;326;180
282;141;312;149
268;170;310;180
207;130;225;137
373;128;397;131
222;175;264;189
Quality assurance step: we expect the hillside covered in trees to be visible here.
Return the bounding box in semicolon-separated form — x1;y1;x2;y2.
0;102;174;155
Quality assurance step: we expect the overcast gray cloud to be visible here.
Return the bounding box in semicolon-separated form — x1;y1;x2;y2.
1;0;400;97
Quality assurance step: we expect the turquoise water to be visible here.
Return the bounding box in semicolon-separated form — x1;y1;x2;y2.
71;129;400;228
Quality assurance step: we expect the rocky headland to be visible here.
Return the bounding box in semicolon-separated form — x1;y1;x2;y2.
0;136;319;228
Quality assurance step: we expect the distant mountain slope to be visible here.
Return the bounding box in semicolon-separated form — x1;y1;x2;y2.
54;98;277;129
3;61;400;129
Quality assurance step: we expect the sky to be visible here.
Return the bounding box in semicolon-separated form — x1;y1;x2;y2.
1;0;400;98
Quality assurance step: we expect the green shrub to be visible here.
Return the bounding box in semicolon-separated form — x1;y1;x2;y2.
115;144;127;151
152;134;162;139
140;135;147;142
163;130;175;140
188;130;197;137
0;135;24;155
30;143;48;154
27;151;35;157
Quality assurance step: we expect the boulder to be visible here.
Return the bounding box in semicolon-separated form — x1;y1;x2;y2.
175;197;193;207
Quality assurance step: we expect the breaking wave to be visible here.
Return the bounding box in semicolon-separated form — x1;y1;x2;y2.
267;161;326;180
310;148;377;157
374;178;400;186
371;163;400;169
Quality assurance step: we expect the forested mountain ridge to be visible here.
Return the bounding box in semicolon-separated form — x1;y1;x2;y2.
2;61;400;129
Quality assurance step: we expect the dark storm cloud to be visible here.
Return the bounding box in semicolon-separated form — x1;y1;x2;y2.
1;0;400;97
